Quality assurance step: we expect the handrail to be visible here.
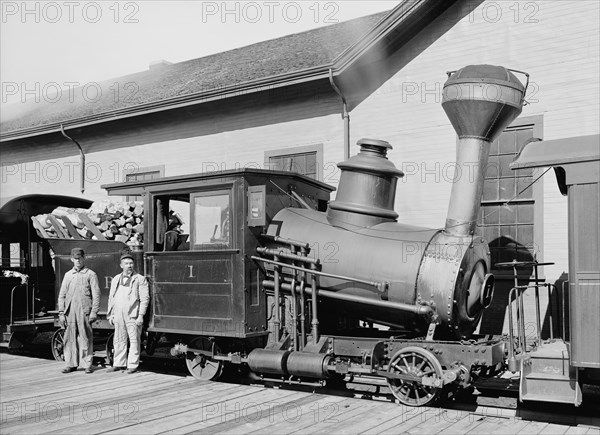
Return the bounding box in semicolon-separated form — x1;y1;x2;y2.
9;284;29;325
546;283;558;340
561;281;568;340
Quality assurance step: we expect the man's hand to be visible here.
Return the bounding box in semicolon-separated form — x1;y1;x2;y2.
58;314;66;329
135;316;144;326
108;316;114;326
89;313;97;323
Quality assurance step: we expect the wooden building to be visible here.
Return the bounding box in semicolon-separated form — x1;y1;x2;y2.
1;0;599;335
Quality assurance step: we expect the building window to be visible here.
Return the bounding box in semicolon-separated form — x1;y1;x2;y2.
265;144;323;180
124;165;164;202
478;116;543;274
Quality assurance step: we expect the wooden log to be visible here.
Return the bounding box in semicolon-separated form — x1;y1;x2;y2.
99;221;110;232
133;224;144;234
115;235;129;243
60;216;83;240
78;213;107;240
52;206;69;217
76;228;91;239
74;216;85;229
30;217;50;238
133;204;143;216
36;214;51;229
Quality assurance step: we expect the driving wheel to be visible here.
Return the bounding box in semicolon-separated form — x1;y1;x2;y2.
51;328;65;361
185;337;224;381
105;333;115;367
386;346;443;407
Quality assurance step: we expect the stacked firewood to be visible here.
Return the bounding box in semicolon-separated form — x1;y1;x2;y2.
31;200;144;247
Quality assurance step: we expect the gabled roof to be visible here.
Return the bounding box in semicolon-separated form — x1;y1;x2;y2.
1;0;459;141
1;12;385;139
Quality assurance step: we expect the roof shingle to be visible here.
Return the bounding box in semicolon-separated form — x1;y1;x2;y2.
1;12;388;136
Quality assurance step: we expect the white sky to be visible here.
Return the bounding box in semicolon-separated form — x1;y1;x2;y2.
1;1;398;107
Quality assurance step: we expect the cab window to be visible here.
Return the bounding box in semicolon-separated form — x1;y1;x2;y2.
191;191;231;249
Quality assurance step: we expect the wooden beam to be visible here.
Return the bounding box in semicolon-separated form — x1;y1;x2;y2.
78;213;107;240
60;216;84;239
46;214;69;239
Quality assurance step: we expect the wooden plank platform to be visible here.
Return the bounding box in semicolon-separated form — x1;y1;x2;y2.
0;353;598;435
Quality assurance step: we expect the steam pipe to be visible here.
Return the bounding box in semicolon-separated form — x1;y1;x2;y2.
262;280;434;318
252;256;386;291
60;124;85;194
310;263;319;344
329;69;350;161
273;255;281;343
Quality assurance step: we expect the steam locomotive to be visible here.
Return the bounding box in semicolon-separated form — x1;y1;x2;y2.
2;65;598;407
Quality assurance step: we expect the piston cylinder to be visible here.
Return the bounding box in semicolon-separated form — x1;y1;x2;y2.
286;352;331;378
247;349;290;375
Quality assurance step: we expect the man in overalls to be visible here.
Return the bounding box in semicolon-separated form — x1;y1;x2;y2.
58;248;100;374
107;252;149;373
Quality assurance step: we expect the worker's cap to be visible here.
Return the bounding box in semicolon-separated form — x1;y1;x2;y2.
120;252;134;261
70;248;85;259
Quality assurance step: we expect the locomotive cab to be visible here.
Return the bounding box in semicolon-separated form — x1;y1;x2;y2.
102;168;334;373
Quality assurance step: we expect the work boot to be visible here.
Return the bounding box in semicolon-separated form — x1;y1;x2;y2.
126;368;138;374
85;367;94;374
61;367;77;374
107;366;125;372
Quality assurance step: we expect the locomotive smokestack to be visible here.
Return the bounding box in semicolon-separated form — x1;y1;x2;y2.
442;65;527;236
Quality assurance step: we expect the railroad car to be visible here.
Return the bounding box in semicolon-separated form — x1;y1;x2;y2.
0;194;142;358
2;65;598;408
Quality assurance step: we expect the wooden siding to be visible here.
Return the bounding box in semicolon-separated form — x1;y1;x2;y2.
569;182;600;367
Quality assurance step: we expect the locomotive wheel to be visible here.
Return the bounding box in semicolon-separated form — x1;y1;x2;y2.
185;338;224;381
386;346;443;407
51;328;65;361
105;333;115;367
